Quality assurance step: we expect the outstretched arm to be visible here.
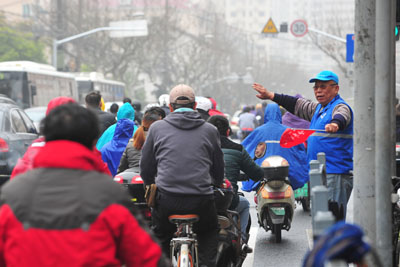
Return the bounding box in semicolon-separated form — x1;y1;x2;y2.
252;83;275;100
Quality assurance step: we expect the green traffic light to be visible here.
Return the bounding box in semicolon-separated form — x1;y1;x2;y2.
396;26;399;36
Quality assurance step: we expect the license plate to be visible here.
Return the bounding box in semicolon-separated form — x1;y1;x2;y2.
271;207;285;216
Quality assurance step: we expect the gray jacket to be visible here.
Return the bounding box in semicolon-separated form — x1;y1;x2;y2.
117;139;141;174
239;112;258;130
140;110;225;195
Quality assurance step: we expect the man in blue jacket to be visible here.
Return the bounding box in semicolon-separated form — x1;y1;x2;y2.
252;70;353;216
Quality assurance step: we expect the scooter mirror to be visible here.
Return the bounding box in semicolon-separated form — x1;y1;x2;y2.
254;142;266;159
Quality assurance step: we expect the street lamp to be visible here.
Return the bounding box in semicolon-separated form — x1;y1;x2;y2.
52;19;148;69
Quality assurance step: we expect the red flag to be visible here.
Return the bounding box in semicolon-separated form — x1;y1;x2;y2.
280;128;316;148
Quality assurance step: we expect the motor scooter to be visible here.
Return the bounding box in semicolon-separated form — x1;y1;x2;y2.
254;154;296;243
113;168;152;223
214;179;251;267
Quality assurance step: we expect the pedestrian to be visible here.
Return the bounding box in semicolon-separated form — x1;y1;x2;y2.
0;104;163;266
85;91;116;135
238;106;258;141
241;103;308;191
11;97;111;178
252;70;353;217
207;115;263;243
117;111;162;174
96;102;138;150
140;84;224;267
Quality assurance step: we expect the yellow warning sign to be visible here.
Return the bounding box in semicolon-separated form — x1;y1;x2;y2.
262;18;278;34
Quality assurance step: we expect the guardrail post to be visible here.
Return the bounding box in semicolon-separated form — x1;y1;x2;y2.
310;153;335;240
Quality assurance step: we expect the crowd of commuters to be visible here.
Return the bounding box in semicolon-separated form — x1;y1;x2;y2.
1;69;355;266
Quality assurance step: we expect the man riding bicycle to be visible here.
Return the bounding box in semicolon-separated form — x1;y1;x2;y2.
140;85;225;267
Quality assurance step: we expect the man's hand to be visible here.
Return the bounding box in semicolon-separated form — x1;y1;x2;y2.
325;123;339;133
252;83;274;100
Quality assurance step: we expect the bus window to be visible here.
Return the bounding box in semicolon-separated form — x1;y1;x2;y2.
0;72;28;108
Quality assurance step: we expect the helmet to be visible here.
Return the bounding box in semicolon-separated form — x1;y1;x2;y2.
195;96;212;111
158;94;170;107
261;155;289;181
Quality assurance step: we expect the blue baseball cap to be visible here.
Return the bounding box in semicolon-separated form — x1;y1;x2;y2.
309;70;339;84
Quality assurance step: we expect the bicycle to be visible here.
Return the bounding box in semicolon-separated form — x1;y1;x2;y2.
169;214;199;267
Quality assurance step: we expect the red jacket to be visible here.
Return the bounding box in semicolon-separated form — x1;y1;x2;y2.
0;140;162;266
208;97;226;117
10;138;110;179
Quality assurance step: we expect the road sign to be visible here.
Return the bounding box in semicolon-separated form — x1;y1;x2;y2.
262;18;278;34
109;20;148;38
290;20;308;37
346;34;355;62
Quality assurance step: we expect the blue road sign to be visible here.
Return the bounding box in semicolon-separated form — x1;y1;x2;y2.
346;34;354;62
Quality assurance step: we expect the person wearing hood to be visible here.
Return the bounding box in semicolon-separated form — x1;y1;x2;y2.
141;84;224;267
241;103;308;191
96;102;138;150
101;118;134;176
207;97;225;117
282;94;311;130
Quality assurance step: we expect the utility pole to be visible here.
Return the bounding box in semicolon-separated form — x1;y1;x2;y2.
353;0;376;244
162;0;171;93
375;0;395;265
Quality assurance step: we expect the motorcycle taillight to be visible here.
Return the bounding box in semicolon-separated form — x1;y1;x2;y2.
131;175;143;184
265;191;285;199
0;138;9;152
113;176;124;184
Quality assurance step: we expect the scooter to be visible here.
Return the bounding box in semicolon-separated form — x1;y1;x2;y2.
214;179;251;267
113;168;152;223
255;155;296;243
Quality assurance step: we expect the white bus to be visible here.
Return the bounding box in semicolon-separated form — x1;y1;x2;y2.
73;72;125;104
0;61;78;108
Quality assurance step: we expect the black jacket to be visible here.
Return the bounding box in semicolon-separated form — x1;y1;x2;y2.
90;108;117;135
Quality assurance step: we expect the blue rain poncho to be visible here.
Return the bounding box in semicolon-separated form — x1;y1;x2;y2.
100;118;134;176
96;103;138;150
241;103;308;191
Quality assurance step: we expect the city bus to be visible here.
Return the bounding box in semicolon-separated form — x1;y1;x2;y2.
0;61;78;109
73;72;125;104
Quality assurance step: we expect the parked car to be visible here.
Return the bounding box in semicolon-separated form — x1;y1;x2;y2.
0;100;38;185
24;106;47;132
